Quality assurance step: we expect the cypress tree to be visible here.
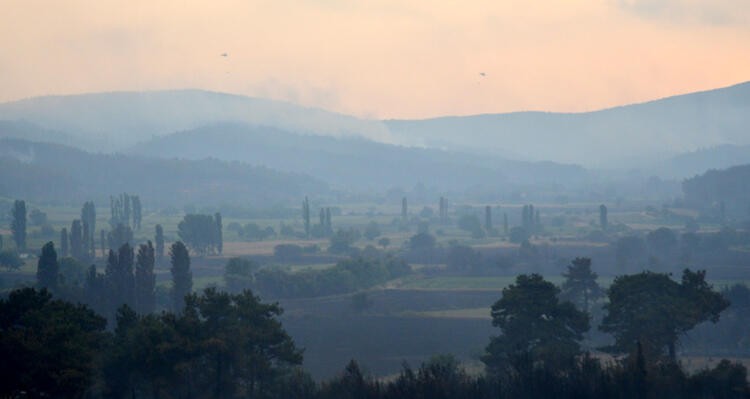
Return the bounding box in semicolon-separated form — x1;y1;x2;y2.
402;197;408;221
303;197;310;238
81;201;96;257
60;228;69;258
135;241;156;314
100;229;106;257
70;220;83;260
131;195;142;230
600;204;608;230
155;224;165;264
170;241;192;312
36;241;58;291
439;197;445;224
11;200;26;251
104;249;118;318
214;212;223;255
82;220;91;261
122;193;131;228
117;243;136;310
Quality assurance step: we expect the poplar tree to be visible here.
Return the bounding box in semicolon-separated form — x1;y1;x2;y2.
214;212;223;254
600;204;608;231
60;228;69;258
155;224;165;264
36;242;59;291
302;196;311;238
117;243;136;310
70;220;83;260
135;241;156;314
302;196;310;238
170;241;192;312
11;200;26;251
81;201;96;257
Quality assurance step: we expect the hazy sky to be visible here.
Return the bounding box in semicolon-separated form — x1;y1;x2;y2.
2;0;749;118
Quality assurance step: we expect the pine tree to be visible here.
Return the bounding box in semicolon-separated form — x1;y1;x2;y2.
214;212;223;255
70;220;83;260
11;200;26;251
135;241;156;314
36;241;58;291
170;241;192;312
155;224;165;264
60;228;69;258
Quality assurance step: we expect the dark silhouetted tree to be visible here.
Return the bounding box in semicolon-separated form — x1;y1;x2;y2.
70;219;84;260
402;197;408;221
135;241;156;314
11;199;26;251
214;212;223;254
131;195;142;230
36;241;59;291
303;196;311;238
60;227;69;258
155;224;165;264
178;214;221;255
482;274;589;376
170;241;192;311
100;229;106;257
81;201;96;257
0;287;107;398
600;269;729;362
599;204;608;230
560;257;603;313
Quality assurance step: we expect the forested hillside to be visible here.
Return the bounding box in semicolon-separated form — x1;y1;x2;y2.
0;138;327;206
683;164;750;219
129;123;589;191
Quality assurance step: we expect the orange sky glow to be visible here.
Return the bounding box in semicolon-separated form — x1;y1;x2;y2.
1;0;749;118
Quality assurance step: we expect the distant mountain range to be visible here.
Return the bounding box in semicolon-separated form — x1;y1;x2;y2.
385;81;750;167
0;90;392;150
1;81;749;182
127;123;588;192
